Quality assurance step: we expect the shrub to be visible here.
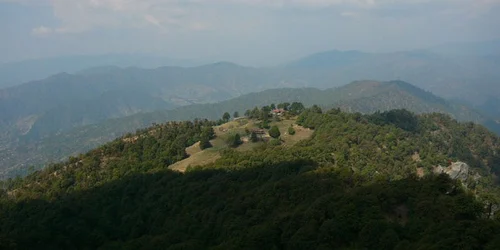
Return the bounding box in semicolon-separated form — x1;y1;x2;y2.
269;126;281;139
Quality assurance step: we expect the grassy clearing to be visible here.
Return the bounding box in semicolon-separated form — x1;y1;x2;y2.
270;118;314;146
168;117;313;172
169;146;221;172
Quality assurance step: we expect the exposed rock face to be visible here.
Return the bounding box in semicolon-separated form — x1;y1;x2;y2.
486;203;500;219
433;161;471;183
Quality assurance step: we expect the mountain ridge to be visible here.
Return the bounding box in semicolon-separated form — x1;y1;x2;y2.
2;80;498;179
1;106;499;249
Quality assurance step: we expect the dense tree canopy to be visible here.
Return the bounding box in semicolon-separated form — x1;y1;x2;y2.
1;107;500;249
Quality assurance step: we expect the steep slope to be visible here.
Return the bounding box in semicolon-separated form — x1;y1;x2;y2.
1;108;499;249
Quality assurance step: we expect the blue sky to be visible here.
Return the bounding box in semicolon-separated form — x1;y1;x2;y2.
1;0;500;65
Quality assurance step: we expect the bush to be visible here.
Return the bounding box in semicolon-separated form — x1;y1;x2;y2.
288;126;296;135
258;121;271;129
269;126;281;139
226;133;242;148
199;138;212;150
269;138;282;146
250;132;259;142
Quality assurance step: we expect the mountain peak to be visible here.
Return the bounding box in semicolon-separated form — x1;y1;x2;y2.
287;49;369;68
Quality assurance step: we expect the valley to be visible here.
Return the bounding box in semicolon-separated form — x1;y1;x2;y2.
3;1;500;249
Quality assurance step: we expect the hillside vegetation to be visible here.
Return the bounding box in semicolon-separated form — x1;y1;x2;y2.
3;80;499;179
1;106;500;249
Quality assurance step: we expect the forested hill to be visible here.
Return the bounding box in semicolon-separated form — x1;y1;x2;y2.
3;80;499;179
1;107;500;249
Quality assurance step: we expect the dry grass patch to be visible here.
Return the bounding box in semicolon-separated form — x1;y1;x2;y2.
169;148;221;172
169;118;313;172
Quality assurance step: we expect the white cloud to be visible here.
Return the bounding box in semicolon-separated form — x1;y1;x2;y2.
31;25;52;35
144;14;162;27
24;0;500;36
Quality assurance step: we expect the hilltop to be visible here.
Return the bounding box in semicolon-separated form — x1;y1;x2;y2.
169;117;313;172
1;105;499;249
2;80;499;178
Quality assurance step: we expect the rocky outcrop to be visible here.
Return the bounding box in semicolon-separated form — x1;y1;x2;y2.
433;161;470;182
433;161;484;190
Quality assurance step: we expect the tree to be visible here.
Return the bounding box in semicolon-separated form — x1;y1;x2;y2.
201;126;215;140
250;131;259;142
278;102;290;111
233;111;240;119
269;126;281;139
270;103;276;110
222;112;231;122
288;126;296;135
250;107;260;119
226;133;242;147
244;110;251;117
260;110;270;122
290;102;305;115
310;105;322;114
260;120;270;129
199;137;212;150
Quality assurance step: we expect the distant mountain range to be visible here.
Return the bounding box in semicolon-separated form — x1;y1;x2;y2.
2;49;500;141
2;80;499;178
0;62;306;141
0;54;204;89
1;44;500;178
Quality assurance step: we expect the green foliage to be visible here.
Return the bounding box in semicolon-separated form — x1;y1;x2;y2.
269;126;281;139
269;138;282;146
1;107;500;249
369;109;420;132
289;102;306;114
225;133;242;148
5;80;499;179
311;104;323;114
288;126;296;135
233;111;239;118
222;112;231;122
277;102;290;111
1;164;499;249
250;132;259;143
199;137;212;150
258;120;270;129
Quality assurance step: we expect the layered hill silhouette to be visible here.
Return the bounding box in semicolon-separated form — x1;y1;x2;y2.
2;80;499;178
2;49;500;142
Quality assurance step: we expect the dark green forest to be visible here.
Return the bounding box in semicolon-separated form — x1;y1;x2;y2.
1;106;500;249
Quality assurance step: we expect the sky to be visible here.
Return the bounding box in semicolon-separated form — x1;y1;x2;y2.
1;0;500;66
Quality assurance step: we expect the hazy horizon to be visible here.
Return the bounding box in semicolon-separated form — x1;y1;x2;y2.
2;0;500;66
